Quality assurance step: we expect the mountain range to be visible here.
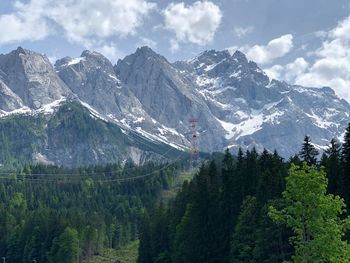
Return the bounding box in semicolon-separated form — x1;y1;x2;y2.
0;46;348;166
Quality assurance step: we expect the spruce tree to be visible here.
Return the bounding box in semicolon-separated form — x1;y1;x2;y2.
341;123;350;205
254;201;293;263
324;138;341;194
256;149;285;204
220;149;235;261
49;227;79;263
138;212;153;263
244;148;259;196
299;135;319;166
172;204;198;263
230;196;258;263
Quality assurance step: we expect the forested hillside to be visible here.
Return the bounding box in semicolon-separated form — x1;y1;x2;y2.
138;124;350;263
2;123;350;263
0;101;182;168
0;161;187;262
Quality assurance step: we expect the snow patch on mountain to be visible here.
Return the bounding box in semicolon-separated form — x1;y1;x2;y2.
0;97;67;117
306;110;336;129
67;57;86;66
78;100;109;122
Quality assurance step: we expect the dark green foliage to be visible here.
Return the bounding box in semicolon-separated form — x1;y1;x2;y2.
138;212;153;263
138;131;350;263
341;123;350;205
49;227;79;263
0;161;183;262
322;138;341;194
138;149;291;263
299;135;319;166
230;196;258;263
254;201;293;263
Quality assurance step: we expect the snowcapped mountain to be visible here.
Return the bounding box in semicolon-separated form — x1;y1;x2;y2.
0;46;348;166
175;49;350;156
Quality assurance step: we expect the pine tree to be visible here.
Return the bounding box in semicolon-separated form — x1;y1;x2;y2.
256;149;285;204
324;138;341;194
173;204;198;263
289;155;302;166
138;212;153;263
151;203;171;262
230;196;258;263
341;123;350;205
244;148;259;196
49;227;79;263
219;149;235;262
254;201;293;263
299;135;319;166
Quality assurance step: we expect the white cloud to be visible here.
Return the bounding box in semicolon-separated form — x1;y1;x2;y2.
264;65;283;80
263;15;350;102
0;0;156;60
314;30;328;39
137;37;158;49
170;39;180;53
241;34;294;64
91;42;123;63
163;1;222;50
284;57;309;81
293;16;350;101
265;57;308;82
0;0;49;44
234;26;254;38
47;0;157;44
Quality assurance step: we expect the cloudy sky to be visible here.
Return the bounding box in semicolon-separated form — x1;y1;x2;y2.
1;0;350;101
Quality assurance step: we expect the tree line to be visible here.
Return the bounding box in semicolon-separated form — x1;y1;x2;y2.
137;124;350;263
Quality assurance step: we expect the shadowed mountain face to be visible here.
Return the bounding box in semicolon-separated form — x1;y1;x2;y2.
0;46;348;166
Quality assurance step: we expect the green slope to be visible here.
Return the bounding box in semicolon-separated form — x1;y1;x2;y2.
0;101;185;168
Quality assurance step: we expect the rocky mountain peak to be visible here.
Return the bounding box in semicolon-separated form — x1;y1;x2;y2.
0;46;349;161
55;50;113;72
81;50;92;57
136;46;158;56
231;50;248;64
80;50;110;63
14;46;27;55
115;46;169;75
0;48;70;109
134;46;168;62
189;49;231;70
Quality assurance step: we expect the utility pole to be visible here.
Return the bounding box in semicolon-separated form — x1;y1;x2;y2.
189;118;199;167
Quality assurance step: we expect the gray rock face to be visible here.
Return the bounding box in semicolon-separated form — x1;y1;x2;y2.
0;47;71;109
55;49;187;149
55;50;141;115
115;46;226;151
0;46;349;161
176;49;350;156
114;47;350;156
0;80;24;111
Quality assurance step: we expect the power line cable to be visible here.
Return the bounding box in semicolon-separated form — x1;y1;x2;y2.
0;150;187;184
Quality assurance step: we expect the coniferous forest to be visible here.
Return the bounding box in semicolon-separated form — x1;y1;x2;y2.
137;123;350;263
2;124;350;262
0;161;185;262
